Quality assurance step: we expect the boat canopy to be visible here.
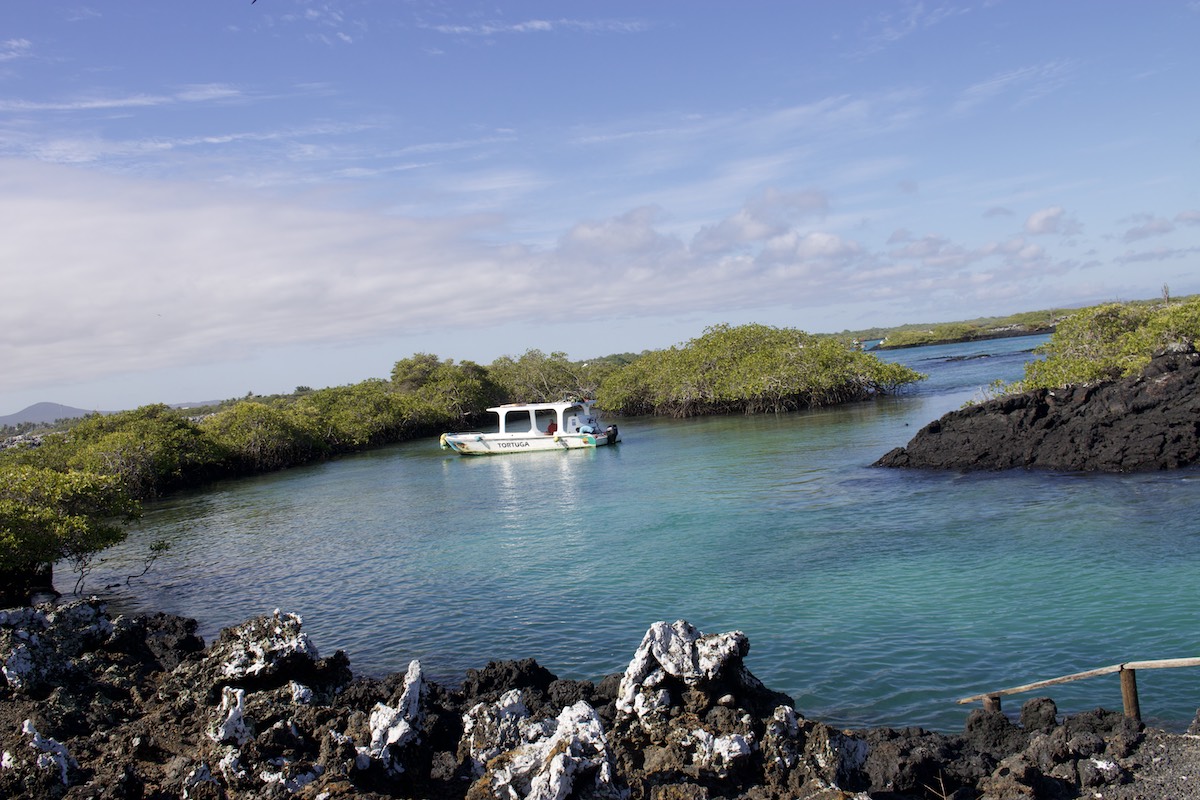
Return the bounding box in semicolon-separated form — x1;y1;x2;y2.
487;401;600;435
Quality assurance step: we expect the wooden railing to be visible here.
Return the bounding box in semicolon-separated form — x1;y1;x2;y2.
957;657;1200;721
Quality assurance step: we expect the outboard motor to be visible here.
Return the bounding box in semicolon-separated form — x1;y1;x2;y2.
605;425;619;443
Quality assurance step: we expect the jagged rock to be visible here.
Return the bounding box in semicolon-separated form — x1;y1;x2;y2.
962;708;1029;760
157;608;352;709
615;620;791;728
362;659;426;772
1077;754;1128;787
459;657;569;723
875;348;1200;471
464;700;623;800
460;688;532;776
977;752;1054;799
0;605;1193;799
793;717;871;792
1019;697;1059;734
859;725;979;797
106;611;204;672
0;600;113;696
4;719;77;789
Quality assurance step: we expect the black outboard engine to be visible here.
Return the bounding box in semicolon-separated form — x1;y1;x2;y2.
605;425;619;443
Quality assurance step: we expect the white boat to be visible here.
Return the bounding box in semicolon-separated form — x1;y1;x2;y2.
440;400;620;455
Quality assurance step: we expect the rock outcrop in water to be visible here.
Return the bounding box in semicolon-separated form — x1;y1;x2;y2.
2;600;1197;799
875;348;1200;472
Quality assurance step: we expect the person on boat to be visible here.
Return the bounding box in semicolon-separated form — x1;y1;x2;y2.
545;422;557;435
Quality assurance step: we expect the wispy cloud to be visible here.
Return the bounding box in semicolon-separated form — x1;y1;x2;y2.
0;159;1089;394
0;83;245;113
1116;246;1200;264
1122;216;1174;242
853;1;971;58
424;18;650;36
64;7;102;23
0;118;378;170
955;60;1075;113
864;2;968;46
0;38;33;62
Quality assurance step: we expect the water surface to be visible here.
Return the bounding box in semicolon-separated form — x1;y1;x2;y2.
87;335;1200;732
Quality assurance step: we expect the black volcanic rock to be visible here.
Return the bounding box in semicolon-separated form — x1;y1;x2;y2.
875;348;1200;472
0;600;1194;800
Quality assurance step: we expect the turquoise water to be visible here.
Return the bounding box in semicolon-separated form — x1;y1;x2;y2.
86;336;1200;732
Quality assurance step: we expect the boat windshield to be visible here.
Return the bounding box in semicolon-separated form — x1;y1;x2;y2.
497;406;564;434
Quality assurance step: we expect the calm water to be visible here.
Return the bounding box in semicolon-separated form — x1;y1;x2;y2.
84;335;1200;732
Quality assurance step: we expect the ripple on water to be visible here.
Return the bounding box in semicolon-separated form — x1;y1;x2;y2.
86;338;1200;731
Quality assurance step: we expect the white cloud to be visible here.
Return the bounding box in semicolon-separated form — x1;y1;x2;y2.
760;230;862;263
887;234;979;269
1024;205;1081;236
691;188;827;254
558;206;680;259
1122;217;1174;242
0;161;545;391
985;237;1046;264
13;159;1065;397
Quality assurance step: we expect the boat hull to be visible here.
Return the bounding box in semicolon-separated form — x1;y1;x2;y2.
440;431;616;455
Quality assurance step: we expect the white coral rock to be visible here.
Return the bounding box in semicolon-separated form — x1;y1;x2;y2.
210;687;252;745
483;701;622;800
616;620;748;717
361;659;425;773
220;610;317;679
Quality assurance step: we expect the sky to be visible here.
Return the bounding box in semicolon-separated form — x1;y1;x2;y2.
2;2;1199;414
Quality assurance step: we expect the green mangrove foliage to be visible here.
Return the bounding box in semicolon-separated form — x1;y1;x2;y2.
869;309;1063;349
596;323;924;417
1016;297;1200;391
487;349;634;403
62;405;218;498
0;328;924;587
0;360;493;586
200;401;328;474
0;465;139;578
390;354;504;424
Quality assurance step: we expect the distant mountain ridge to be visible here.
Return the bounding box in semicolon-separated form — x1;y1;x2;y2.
0;402;104;427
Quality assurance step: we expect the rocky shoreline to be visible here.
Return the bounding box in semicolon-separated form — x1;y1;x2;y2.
3;601;1200;799
875;348;1200;472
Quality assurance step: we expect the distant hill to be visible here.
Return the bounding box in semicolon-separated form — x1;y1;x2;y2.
0;402;103;427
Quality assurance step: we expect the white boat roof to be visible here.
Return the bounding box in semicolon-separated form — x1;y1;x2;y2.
486;400;592;414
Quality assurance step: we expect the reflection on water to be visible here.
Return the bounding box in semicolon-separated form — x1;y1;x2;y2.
87;335;1200;732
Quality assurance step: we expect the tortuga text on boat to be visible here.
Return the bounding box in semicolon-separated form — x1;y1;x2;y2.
439;400;620;455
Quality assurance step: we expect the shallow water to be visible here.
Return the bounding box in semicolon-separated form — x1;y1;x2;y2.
86;335;1200;732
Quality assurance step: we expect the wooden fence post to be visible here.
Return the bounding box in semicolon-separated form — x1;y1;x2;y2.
1120;668;1141;722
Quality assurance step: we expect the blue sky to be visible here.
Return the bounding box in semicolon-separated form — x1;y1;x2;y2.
2;2;1199;414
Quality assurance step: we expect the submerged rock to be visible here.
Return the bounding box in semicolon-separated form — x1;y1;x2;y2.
0;601;1190;799
876;348;1200;472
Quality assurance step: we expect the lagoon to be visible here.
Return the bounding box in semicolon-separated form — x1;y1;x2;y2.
89;335;1200;732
